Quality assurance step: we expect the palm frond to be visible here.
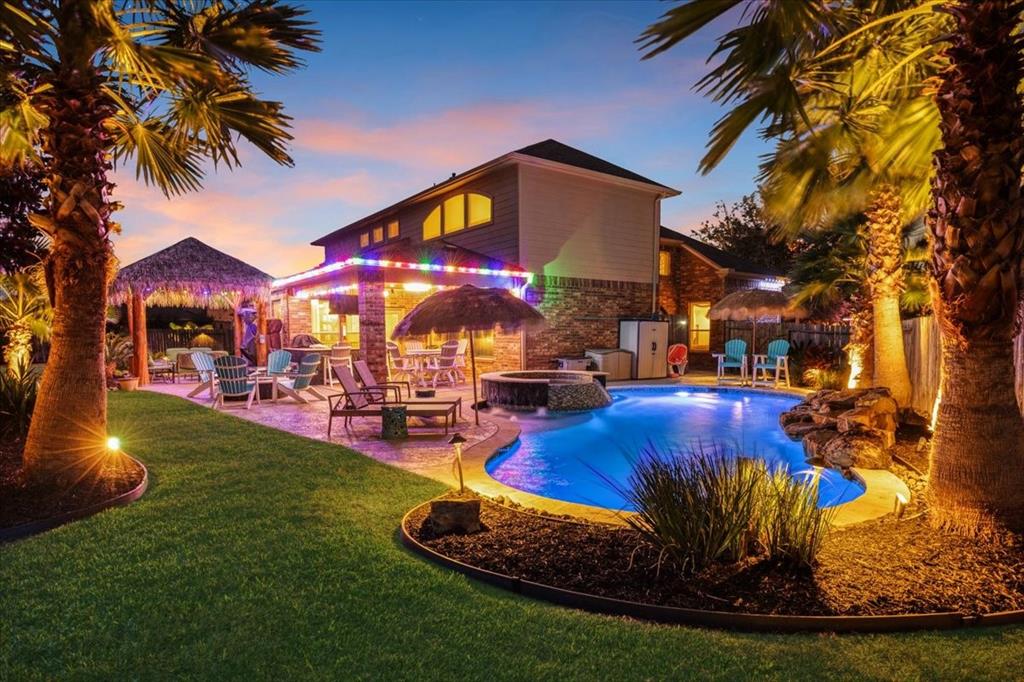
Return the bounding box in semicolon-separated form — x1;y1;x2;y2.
106;109;204;196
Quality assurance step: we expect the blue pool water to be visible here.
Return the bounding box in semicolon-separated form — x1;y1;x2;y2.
485;387;864;512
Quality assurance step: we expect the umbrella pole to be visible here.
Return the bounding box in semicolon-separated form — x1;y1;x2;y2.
470;331;479;426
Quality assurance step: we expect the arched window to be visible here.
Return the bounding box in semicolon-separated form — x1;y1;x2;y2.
422;192;492;240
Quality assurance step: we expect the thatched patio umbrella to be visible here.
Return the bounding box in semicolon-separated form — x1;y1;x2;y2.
392;285;545;425
110;237;273;384
709;288;806;354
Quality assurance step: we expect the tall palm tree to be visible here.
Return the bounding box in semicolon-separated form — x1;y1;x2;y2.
644;0;1024;535
0;266;50;373
0;0;319;486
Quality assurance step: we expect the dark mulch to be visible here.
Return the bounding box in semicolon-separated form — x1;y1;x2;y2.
0;439;145;529
408;498;1024;616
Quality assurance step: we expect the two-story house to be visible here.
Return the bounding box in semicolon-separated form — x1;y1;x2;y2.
271;139;680;378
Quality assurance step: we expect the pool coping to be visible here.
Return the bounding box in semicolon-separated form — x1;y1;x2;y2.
462;384;910;527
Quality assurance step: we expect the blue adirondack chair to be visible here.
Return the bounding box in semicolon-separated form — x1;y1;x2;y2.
187;351;218;400
213;355;257;410
752;339;792;388
266;349;293;376
275;354;328;403
713;339;748;385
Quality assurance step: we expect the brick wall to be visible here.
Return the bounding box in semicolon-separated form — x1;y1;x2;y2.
272;294;312;345
358;269;387;379
657;244;726;369
523;275;653;369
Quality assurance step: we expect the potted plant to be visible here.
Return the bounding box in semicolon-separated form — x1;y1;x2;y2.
104;333;136;391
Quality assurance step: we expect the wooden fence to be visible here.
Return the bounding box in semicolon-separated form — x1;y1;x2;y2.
722;321;850;355
146;328;233;355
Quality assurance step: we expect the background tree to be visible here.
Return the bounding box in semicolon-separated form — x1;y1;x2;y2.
0;163;48;274
0;0;320;486
693;194;799;274
0;265;50;373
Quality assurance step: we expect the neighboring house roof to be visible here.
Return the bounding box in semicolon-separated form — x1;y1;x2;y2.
659;226;777;277
312;139;678;246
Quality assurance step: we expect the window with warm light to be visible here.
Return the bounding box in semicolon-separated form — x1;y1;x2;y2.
422;192;493;240
423;206;441;240
443;194;466;233
311;298;342;345
373;226;384;243
359;232;370;248
387;220;399;239
689;302;711;351
659;250;671;276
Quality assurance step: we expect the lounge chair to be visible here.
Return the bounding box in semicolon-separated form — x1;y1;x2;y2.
276;354;329;403
425;339;460;387
353;359;412;402
327;365;461;436
752;339;792;388
213;355;257;410
713;339;748;385
187;351;218;400
266;349;293;377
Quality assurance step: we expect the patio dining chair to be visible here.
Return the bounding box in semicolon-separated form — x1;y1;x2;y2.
454;338;469;381
327;365;460;436
387;341;418;383
276;354;329;404
187;351;218;400
328;345;353;386
353;359;411;403
213;355;257;410
713;339;748;385
425;340;460;388
752;339;792;388
403;340;424;353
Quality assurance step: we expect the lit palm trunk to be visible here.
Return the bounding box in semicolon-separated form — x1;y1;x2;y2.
927;0;1024;535
864;185;912;405
846;299;873;389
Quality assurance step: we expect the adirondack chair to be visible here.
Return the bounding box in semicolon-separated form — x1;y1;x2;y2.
213;355;257;410
266;349;293;377
187;351;218;400
353;359;411;402
327;365;460;436
713;339;748;385
752;339;792;388
275;354;328;404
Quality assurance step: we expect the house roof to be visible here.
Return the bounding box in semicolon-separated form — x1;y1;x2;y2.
659;226;776;277
359;238;520;272
312;139;678;246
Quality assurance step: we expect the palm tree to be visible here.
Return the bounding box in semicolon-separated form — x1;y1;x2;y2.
644;0;1024;536
0;266;51;374
0;0;319;486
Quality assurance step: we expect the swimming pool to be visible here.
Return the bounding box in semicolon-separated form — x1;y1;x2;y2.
485;387;864;512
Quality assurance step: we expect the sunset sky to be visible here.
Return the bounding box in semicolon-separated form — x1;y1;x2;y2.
111;1;767;277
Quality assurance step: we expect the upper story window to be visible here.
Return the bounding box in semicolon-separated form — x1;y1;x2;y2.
372;226;384;243
659;250;671;276
387;220;399;239
422;192;492;240
360;232;370;248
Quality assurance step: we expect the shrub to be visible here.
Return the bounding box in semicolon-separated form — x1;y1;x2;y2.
802;367;844;390
616;444;833;575
104;332;133;371
0;361;39;439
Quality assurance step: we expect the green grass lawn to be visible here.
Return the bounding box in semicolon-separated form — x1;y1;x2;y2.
2;391;1022;681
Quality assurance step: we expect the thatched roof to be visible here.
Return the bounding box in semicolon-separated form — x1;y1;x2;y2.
392;285;545;337
709;288;807;321
110;237;272;308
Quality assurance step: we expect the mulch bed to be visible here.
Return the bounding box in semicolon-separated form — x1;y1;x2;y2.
407;497;1024;617
0;439;145;530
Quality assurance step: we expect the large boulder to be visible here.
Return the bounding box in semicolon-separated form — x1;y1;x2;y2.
802;428;840;461
820;434;892;470
783;421;832;439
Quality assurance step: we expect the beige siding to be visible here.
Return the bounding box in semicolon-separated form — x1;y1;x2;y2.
323;165;519;266
518;164;659;283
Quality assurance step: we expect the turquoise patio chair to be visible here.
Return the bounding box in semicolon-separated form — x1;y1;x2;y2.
266;349;293;377
713;339;748;385
187;351;218;400
213;355;257;410
752;339;792;388
275;354;328;404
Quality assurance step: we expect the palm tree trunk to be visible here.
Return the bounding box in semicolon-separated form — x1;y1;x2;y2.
21;6;117;485
927;0;1024;536
864;185;912;406
846;293;873;389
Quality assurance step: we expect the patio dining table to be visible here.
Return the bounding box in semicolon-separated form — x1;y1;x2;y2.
403;347;441;386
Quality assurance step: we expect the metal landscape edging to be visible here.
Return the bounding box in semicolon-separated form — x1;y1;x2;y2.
0;454;149;544
400;500;1024;634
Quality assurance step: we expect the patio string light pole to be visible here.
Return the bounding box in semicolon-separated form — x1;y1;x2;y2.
392;285;545;425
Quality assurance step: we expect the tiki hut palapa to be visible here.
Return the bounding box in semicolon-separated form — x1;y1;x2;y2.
392;285;545;425
109;237;273;384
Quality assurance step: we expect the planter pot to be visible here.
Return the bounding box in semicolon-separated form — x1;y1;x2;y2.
116;377;139;392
